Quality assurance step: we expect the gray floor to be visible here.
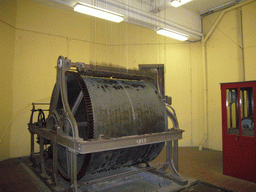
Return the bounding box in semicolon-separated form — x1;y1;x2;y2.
151;147;256;192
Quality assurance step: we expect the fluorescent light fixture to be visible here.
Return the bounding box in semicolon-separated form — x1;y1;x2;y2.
170;0;192;8
74;3;124;23
157;28;188;41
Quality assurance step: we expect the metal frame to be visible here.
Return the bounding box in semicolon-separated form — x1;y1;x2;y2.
28;56;187;191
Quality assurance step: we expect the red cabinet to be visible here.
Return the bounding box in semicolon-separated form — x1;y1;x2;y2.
221;81;256;183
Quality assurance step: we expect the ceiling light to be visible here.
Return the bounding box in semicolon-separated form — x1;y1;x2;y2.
157;28;188;41
170;0;192;8
74;3;124;23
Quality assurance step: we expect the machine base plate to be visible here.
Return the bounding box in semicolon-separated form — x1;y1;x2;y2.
20;157;232;192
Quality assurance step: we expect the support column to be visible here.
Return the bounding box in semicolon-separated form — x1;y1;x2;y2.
70;150;78;192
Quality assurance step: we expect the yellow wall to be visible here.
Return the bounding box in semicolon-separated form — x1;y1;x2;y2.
243;1;256;80
104;22;204;146
1;0;204;160
1;0;254;160
10;0;111;158
202;0;256;150
0;0;17;161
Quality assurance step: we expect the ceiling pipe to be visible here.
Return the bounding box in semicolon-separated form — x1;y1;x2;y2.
202;0;246;16
204;0;255;43
199;0;255;151
207;0;236;13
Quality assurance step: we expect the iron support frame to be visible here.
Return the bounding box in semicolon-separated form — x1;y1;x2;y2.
28;56;187;191
29;124;183;154
29;123;187;191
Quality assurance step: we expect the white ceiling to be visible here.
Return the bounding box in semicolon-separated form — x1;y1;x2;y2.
183;0;244;15
30;0;246;41
47;0;244;15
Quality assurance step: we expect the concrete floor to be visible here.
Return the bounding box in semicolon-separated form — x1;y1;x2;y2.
152;147;256;192
1;147;256;191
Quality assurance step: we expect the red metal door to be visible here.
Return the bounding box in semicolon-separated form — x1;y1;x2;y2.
221;81;256;183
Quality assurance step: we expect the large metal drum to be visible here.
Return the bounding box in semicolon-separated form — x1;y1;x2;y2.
55;72;166;180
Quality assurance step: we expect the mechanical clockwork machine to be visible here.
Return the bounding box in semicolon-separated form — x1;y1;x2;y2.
28;56;189;191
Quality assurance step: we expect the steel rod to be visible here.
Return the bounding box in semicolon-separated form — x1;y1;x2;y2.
32;103;50;105
71;91;83;115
